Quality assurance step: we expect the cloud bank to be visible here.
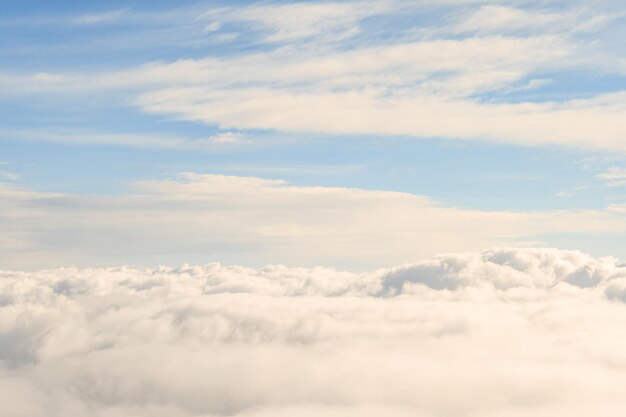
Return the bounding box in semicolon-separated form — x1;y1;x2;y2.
1;173;625;270
2;248;626;416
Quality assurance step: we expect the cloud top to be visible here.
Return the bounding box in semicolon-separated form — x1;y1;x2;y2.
2;248;626;416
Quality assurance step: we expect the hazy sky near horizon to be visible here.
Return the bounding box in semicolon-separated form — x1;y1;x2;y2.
1;0;626;269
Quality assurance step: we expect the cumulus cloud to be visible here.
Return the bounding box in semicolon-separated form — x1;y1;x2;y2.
1;248;626;416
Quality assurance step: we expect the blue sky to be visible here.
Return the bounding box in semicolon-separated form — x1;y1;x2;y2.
1;0;626;270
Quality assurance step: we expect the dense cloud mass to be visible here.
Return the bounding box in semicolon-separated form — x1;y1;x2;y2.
2;247;626;416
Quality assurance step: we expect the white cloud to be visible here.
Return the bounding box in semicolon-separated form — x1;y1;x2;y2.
71;9;126;25
3;35;566;95
0;128;253;150
1;248;626;416
204;21;221;32
452;5;613;35
217;1;392;44
0;128;189;148
0;174;624;270
201;131;245;145
3;3;625;152
6;31;625;151
597;167;626;186
0;2;625;157
136;87;626;152
598;168;626;179
0;171;18;181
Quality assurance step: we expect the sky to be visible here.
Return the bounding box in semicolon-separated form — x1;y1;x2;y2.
4;2;626;417
1;0;626;270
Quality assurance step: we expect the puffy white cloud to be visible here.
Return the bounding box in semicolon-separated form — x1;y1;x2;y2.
1;248;626;416
1;174;625;270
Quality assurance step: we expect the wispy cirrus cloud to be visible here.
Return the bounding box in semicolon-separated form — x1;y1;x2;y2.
597;167;626;186
0;171;19;180
1;2;624;152
70;9;127;25
135;88;626;152
1;1;625;154
0;128;248;150
213;1;392;43
2;34;569;93
450;5;616;35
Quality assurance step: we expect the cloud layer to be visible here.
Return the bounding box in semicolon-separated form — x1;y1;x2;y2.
2;247;626;416
2;1;626;151
1;173;625;270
